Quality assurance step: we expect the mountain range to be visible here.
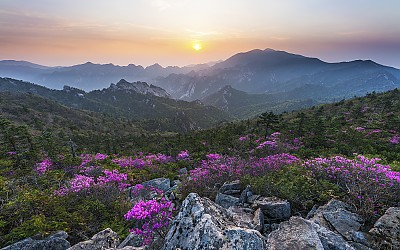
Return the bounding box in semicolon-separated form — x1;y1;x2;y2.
1;48;400;120
0;60;213;91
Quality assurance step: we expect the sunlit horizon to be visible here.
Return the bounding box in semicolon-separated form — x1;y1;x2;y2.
1;0;400;68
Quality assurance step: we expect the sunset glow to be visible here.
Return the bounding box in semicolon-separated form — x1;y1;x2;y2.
0;0;399;67
192;42;202;51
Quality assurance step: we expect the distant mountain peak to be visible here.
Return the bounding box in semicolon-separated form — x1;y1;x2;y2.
111;79;170;98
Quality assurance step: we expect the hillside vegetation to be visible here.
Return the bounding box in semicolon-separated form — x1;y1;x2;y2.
0;88;399;248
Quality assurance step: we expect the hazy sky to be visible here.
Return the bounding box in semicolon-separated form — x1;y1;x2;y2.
1;0;399;67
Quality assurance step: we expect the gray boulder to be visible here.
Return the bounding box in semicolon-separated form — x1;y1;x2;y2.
1;231;70;250
141;178;170;192
162;193;266;250
1;238;34;250
369;207;400;248
218;180;242;195
252;197;291;221
68;228;119;250
117;233;143;248
253;208;265;232
215;192;240;209
309;199;363;241
239;185;253;204
266;216;354;250
369;207;400;240
227;206;255;229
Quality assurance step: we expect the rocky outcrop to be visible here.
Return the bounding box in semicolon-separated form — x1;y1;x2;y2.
308;199;364;241
369;207;400;249
252;196;291;221
141;177;170;192
68;228;119;250
162;193;266;250
117;233;143;249
215;192;240;208
1;231;70;250
266;216;354;250
112;80;170;98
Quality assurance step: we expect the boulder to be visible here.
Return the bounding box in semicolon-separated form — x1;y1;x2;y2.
369;207;400;248
215;193;240;209
68;228;119;250
239;185;253;204
309;199;363;241
227;206;255;229
162;193;266;250
253;208;264;232
118;233;143;248
266;217;354;250
141;178;170;192
1;231;70;250
218;180;241;195
1;238;34;250
252;197;291;221
369;207;400;240
247;195;261;204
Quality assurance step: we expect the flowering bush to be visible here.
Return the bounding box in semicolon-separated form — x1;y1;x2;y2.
390;135;400;145
125;184;174;246
303;155;400;218
35;158;52;175
55;169;130;196
176;150;190;161
183;153;300;198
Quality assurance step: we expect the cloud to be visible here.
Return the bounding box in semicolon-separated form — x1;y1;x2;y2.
151;0;172;11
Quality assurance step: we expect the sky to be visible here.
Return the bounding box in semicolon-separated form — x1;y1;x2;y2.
0;0;399;68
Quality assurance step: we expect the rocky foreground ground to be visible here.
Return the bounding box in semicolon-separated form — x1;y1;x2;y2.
2;178;399;250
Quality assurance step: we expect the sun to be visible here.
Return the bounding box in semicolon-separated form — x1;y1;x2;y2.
192;42;202;51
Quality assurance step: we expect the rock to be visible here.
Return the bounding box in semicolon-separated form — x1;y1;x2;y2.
309;199;363;241
369;207;400;240
118;233;143;248
224;189;242;195
252;196;291;221
313;221;356;250
266;217;324;249
218;180;241;195
247;195;261;204
162;193;266;250
68;228;119;250
253;208;264;232
239;185;253;204
227;206;255;229
266;217;354;250
1;238;34;250
349;243;373;250
178;168;188;175
1;231;70;250
215;193;240;209
116;247;145;250
369;207;400;248
171;179;181;187
141;178;170;192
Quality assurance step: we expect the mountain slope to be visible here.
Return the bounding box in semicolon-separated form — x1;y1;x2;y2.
153;49;400;102
0;77;233;132
202;85;318;118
